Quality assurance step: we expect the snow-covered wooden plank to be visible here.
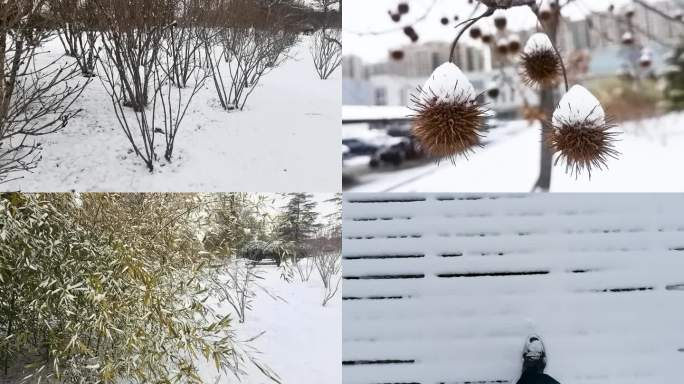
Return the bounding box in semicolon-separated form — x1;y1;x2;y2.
343;194;684;384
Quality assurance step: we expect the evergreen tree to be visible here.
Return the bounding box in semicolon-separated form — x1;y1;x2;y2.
204;193;269;256
324;193;342;239
276;193;320;247
665;40;684;111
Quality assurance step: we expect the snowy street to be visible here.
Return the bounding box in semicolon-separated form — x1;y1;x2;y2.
342;194;684;384
345;112;684;192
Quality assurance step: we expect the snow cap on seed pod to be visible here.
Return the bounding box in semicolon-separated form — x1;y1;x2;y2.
520;32;562;88
621;31;634;45
549;85;619;176
410;62;488;161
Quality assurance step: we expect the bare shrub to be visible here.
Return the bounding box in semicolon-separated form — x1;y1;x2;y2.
97;0;207;170
314;251;341;306
51;0;100;77
163;0;205;88
207;26;298;111
0;1;90;183
310;28;341;80
211;258;282;324
96;0;173;112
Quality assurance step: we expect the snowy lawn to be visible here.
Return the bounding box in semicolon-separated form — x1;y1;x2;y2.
347;112;684;192
200;265;341;384
3;35;340;192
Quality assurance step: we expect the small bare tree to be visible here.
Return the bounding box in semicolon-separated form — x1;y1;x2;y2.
52;0;100;77
310;29;341;80
314;251;341;306
0;0;90;183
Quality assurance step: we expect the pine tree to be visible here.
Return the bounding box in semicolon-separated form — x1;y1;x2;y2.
665;40;684;111
324;193;342;239
276;193;320;248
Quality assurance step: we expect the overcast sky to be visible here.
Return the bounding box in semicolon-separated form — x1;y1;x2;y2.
262;193;339;224
343;0;659;63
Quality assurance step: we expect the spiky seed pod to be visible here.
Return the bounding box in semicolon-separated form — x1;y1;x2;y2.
470;26;482;39
481;31;494;44
496;38;509;55
639;48;652;68
624;4;635;18
640;54;652;68
547;85;620;177
494;11;507;30
487;81;500;99
621;32;634;45
508;34;521;54
390;50;405;61
410;62;488;161
520;33;562;89
441;17;449;25
398;3;409;14
389;11;401;22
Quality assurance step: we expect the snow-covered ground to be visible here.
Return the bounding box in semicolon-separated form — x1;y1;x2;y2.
346;112;684;192
201;265;341;384
3;35;340;192
342;194;684;384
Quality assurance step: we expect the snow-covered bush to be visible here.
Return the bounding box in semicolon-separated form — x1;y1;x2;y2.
239;240;294;267
0;193;279;383
310;29;342;80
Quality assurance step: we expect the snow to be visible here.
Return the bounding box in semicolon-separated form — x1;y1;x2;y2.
2;34;340;192
200;265;341;383
524;33;554;54
420;62;476;103
342;105;412;122
553;85;606;126
342;194;684;384
345;112;684;192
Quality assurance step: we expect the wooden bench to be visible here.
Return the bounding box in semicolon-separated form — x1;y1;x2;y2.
343;194;684;384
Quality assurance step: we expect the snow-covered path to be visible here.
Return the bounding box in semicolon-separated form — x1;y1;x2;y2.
4;35;340;192
343;194;684;384
201;266;341;384
347;113;684;192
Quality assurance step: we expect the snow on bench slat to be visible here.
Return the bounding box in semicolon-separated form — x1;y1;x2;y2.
342;194;684;384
